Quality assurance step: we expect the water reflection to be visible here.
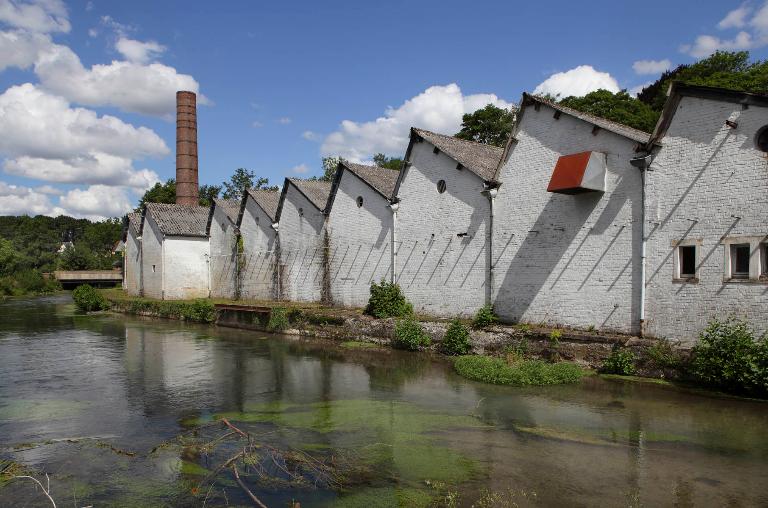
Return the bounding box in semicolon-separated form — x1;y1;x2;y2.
0;295;767;506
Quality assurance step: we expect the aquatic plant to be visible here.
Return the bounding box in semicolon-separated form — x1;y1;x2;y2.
107;296;216;323
453;356;584;386
692;317;768;396
393;316;431;351
364;280;413;319
72;284;109;312
472;305;498;329
267;307;289;331
441;319;471;356
601;347;636;375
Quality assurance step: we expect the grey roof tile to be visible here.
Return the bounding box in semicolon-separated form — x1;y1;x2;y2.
412;128;504;182
127;212;141;235
340;161;399;198
246;188;281;221
288;178;332;211
213;198;241;223
145;203;209;237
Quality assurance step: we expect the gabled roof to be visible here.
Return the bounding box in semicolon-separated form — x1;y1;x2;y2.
122;211;142;241
142;203;209;238
275;178;333;221
326;161;399;213
412;128;503;182
647;82;768;148
242;188;280;223
206;198;240;234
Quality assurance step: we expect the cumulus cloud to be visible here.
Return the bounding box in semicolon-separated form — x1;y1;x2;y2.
277;117;291;124
533;65;620;99
59;184;134;220
320;83;514;161
302;130;319;141
0;0;69;33
681;31;754;58
115;37;166;64
290;163;309;174
682;2;768;57
0;28;49;71
0;180;65;215
719;4;751;29
632;59;671;75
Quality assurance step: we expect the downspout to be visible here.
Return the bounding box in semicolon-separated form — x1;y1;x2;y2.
272;223;280;301
161;235;166;300
483;185;498;307
138;235;143;297
630;153;652;336
389;201;399;283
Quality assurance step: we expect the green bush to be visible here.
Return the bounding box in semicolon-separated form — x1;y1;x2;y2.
180;299;216;323
365;280;413;319
72;284;109;312
601;347;636;375
472;305;498;329
393;317;431;351
267;307;289;331
441;319;471;355
644;338;682;370
691;318;768;396
0;270;60;297
454;356;584;386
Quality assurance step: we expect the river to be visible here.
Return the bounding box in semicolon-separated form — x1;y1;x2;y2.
0;294;767;507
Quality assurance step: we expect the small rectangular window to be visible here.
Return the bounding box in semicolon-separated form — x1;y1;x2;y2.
730;243;750;279
761;243;768;279
679;245;696;278
152;264;156;273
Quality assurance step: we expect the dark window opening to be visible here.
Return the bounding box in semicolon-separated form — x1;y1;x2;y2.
679;245;696;278
437;180;446;194
255;216;260;223
756;126;768;152
731;243;750;278
298;207;304;217
433;146;440;154
356;196;363;208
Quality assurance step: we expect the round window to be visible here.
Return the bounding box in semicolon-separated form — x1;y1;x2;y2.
356;196;364;208
437;180;447;194
298;207;304;217
756;126;768;152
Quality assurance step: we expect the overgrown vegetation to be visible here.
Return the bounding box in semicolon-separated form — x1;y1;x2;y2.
454;104;516;147
267;307;289;331
364;280;413;319
601;347;636;375
72;284;109;312
0;269;60;297
107;295;216;323
393;316;431;351
441;319;471;355
691;318;768;397
472;304;498;329
454;355;584;386
644;338;683;371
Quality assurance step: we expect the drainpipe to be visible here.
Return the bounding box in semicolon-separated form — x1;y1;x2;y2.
389;201;399;283
630;153;652;336
138;234;144;297
272;222;280;300
161;236;166;300
483;185;498;307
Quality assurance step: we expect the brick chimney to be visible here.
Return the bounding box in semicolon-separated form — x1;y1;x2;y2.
176;91;199;205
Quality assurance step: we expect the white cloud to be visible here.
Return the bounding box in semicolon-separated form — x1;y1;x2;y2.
5;154;159;189
629;81;653;97
87;27;97;37
681;31;753;58
0;28;49;71
59;184;134;220
719;4;751;29
0;0;70;33
320;83;514;161
302;130;319;141
115;37;165;64
0;180;64;215
632;59;671;75
34;184;62;195
533;65;620;99
278;117;291;124
751;2;768;33
290;163;309;174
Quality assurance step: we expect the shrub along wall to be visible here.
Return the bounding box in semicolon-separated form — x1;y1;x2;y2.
106;295;216;323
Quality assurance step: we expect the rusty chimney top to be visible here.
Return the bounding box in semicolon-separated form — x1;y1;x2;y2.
176;91;198;206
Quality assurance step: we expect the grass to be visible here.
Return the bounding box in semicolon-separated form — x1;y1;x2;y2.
454;355;584;386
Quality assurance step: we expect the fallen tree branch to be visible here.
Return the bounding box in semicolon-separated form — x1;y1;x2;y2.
231;464;268;508
11;474;56;508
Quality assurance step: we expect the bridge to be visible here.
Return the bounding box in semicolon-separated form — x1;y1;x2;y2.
54;270;123;288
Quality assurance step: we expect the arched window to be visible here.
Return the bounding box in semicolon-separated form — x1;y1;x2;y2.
437;180;447;194
356;196;364;208
756;126;768;152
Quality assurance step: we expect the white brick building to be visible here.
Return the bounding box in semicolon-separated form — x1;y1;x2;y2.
274;179;332;302
326;161;399;308
238;188;280;300
123;212;142;296
207;198;241;299
643;84;768;344
393;128;502;317
139;203;211;300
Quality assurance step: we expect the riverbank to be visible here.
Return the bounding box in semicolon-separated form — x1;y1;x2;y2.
101;289;686;378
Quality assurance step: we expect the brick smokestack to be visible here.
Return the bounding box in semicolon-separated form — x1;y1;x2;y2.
176;91;198;205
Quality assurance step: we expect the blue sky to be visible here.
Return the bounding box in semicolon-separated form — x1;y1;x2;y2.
0;0;766;219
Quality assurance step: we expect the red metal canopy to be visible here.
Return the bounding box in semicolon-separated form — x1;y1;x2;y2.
547;151;606;194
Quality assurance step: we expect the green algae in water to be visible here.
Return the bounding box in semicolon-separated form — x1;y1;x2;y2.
0;399;88;422
340;341;381;349
179;460;209;477
331;486;434;508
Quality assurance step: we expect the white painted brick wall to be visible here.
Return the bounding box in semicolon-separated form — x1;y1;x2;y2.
140;215;163;299
209;205;237;299
278;184;327;302
240;197;279;300
493;104;644;333
395;142;489;317
124;228;141;296
645;96;768;344
327;169;393;308
162;236;210;300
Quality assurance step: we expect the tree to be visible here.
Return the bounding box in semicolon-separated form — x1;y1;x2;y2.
373;153;403;170
198;184;221;207
559;89;660;133
136;179;176;210
455;104;515;147
222;168;271;200
318;156;345;181
57;243;100;270
0;237;22;276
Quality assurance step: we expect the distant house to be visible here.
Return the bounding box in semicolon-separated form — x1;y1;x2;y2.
57;241;73;254
123;212;143;295
238;188;280;300
643;84;768;343
392;128;502;317
140;203;211;300
274;178;332;302
207;198;241;299
493;94;649;334
326;161;399;308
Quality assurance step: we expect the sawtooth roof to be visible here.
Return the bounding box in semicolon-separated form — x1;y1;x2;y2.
127;212;141;235
246;188;281;221
144;203;210;238
412;128;504;182
340;161;399;198
213;198;241;223
288;178;332;211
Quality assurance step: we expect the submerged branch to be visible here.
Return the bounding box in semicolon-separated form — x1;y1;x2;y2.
231;464;268;508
